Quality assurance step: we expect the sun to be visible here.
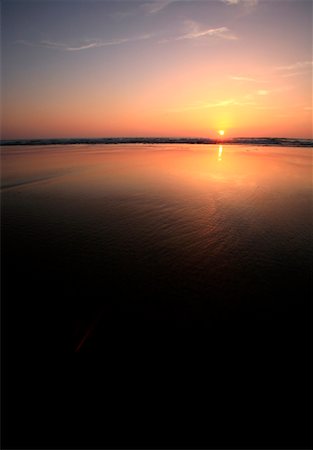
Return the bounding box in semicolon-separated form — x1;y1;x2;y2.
218;130;225;136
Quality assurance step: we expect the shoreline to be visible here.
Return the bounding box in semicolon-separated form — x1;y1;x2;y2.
1;136;312;147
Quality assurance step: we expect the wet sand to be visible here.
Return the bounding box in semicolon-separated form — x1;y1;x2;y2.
2;144;312;448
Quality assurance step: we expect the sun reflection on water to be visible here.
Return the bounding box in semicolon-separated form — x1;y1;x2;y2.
218;145;223;162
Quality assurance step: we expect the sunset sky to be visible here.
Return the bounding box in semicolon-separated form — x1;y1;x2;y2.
2;0;312;139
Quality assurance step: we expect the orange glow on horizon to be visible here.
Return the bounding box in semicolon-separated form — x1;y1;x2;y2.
1;1;312;140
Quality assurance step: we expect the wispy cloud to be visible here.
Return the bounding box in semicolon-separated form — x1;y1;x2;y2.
177;26;237;41
16;34;153;51
220;0;258;5
168;100;233;112
257;90;269;96
275;60;313;71
168;98;256;112
248;86;293;98
255;85;292;96
254;106;279;110
141;0;174;14
166;20;238;42
281;71;310;78
230;75;258;82
204;99;237;108
109;10;135;19
220;0;258;19
221;0;240;4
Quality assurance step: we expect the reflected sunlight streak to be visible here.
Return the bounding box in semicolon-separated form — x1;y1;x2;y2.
218;145;223;162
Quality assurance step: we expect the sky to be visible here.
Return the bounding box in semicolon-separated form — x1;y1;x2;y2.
1;0;312;139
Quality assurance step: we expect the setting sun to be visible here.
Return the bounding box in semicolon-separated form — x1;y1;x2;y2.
1;1;312;449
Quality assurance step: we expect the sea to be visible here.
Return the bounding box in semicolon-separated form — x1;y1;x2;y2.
1;139;312;448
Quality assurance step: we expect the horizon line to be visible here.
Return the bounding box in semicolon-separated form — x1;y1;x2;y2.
1;136;312;146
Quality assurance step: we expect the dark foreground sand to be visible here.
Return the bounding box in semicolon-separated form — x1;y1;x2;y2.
2;144;312;448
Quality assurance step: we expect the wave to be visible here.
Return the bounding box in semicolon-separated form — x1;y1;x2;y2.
1;137;312;147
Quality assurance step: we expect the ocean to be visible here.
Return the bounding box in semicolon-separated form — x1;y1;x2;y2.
2;142;312;448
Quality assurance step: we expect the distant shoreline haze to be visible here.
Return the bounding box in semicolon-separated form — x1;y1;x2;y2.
1;137;312;147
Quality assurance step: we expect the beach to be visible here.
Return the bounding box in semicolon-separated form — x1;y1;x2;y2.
2;143;311;447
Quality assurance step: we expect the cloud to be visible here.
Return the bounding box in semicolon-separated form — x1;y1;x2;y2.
42;40;111;51
204;99;237;107
254;106;279;110
254;86;292;97
15;34;153;51
168;100;233;112
141;0;174;14
276;60;313;71
230;76;258;82
257;90;269;96
275;61;312;79
109;10;135;19
177;26;237;40
221;0;240;3
220;0;258;18
17;36;153;51
168;98;256;112
173;20;238;41
281;70;311;78
220;0;258;5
